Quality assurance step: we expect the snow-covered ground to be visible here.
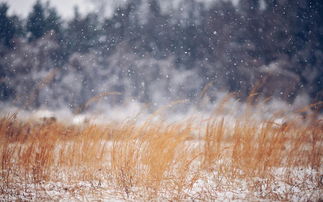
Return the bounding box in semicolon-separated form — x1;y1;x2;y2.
1;166;321;201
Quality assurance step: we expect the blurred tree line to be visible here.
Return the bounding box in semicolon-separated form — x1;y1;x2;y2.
0;0;322;111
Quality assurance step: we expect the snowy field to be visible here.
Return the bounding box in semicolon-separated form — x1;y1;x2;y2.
0;109;322;201
1;167;321;201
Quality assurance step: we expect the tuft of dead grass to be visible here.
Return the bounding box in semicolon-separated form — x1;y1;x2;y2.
0;109;322;201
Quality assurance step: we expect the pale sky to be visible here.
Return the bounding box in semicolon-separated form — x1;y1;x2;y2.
0;0;239;19
0;0;98;19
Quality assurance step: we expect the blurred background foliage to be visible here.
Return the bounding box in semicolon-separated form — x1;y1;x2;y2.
0;0;322;112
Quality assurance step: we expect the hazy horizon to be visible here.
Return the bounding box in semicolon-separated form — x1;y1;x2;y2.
0;0;97;18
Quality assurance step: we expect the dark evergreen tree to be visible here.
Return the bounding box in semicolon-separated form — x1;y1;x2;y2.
27;1;62;41
27;0;47;40
64;7;100;55
0;3;18;100
0;3;16;47
101;2;140;55
44;3;62;35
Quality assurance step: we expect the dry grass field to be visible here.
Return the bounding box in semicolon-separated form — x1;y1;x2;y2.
0;106;322;201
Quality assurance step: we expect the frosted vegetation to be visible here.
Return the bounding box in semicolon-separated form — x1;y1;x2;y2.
0;112;322;201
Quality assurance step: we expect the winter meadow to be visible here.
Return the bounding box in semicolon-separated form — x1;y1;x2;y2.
0;0;322;200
